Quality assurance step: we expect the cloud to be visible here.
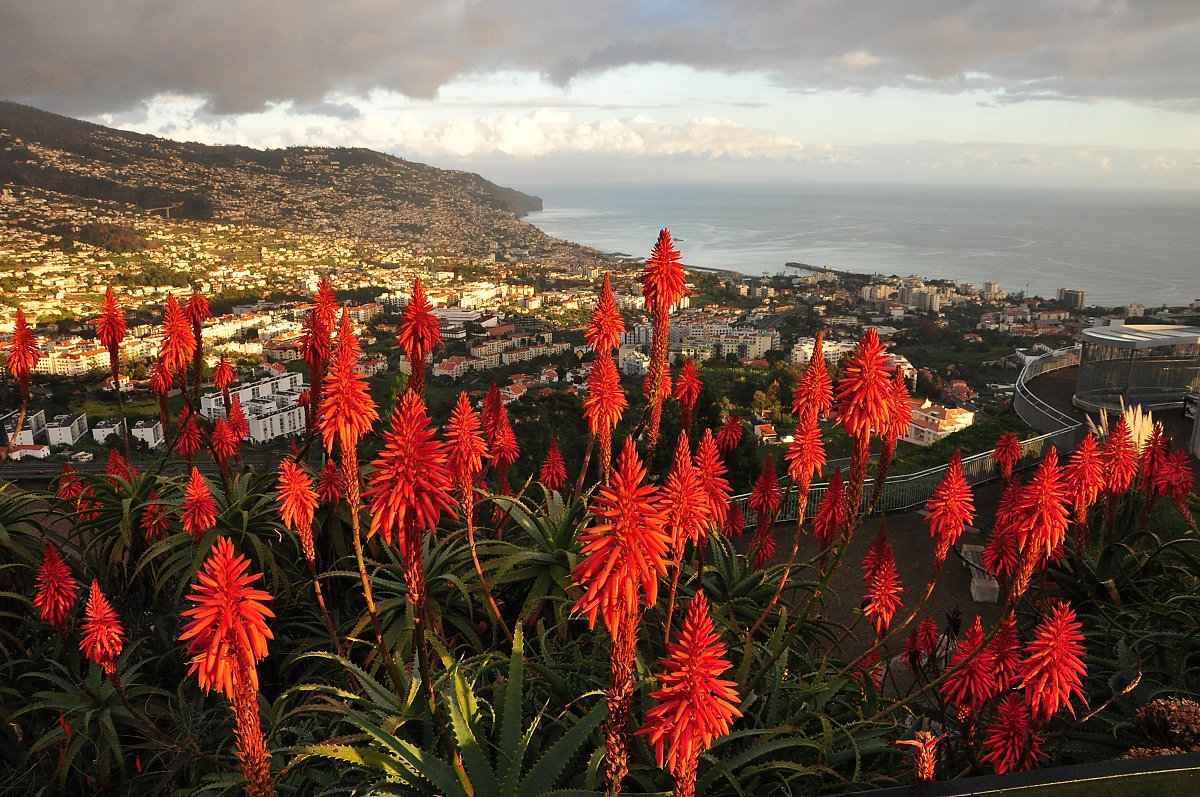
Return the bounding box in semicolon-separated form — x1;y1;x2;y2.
140;101;805;160
2;1;1197;116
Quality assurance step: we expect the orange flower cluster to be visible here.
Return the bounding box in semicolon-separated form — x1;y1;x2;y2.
80;580;124;675
573;440;670;632
925;450;975;565
158;294;196;378
673;359;703;433
694;429;731;530
141;490;169;542
637;593;741;797
540;437;567;492
181;467;218;539
318;310;379;455
834;327;892;441
812;468;847;550
277;459;319;559
395;277;442;398
793;331;833;419
862;526;903;635
640;228;688;449
982;693;1043;774
445;391;488;490
585;272;625;354
34;543;77;631
661;437;711;557
5;309;40;397
992;431;1023;484
1020;600;1087;721
97;287;126;374
715;415;743;452
175;408;203;460
941;616;997;714
895;731;945;785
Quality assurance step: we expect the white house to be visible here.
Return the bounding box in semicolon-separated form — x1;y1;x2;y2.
45;412;88;446
131;419;165;450
92;418;126;445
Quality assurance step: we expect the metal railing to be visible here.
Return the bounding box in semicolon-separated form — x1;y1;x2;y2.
730;346;1084;523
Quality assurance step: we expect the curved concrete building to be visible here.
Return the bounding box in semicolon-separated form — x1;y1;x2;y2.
1075;323;1200;411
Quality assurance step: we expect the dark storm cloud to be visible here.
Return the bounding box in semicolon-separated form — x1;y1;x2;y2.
2;0;1197;115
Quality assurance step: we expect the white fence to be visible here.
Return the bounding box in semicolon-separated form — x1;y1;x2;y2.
730;346;1084;522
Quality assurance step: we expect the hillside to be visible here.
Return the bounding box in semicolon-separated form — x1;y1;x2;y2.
0;101;548;262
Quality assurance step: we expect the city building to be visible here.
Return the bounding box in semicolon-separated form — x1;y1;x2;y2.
131;419;165;449
200;373;304;420
1;409;46;446
1074;323;1200;411
45;412;88;446
902;398;975;446
1057;288;1086;310
91;418;126;445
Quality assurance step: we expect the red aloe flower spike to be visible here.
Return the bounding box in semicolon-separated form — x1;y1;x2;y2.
105;448;137;486
694;429;731;530
993;431;1023;485
80;580;124;675
723;498;745;538
1014;447;1070;567
34;543;77;631
636;592;741;797
185;290;212;327
926;449;975;566
583;353;627;479
784;408;826;487
715;415;743;452
481;383;503;438
179;536;276;796
983;504;1020;580
572;438;671;633
364;391;455;549
228;395;249;441
97;287;127;373
1103;416;1138;494
834;326;893;440
662;436;711;557
540;437;567;492
986;612;1021;689
446;391;488;490
5;308;40;398
939;616;997;714
213;356;234;390
895;730;945;785
874;369;913;498
316;458;344;505
792;331;833;419
395;277;442;399
862;525;903;635
489;404;520;495
301;278;338;372
1064;431;1105;533
175;407;203;460
56;462;83;501
812;467;848;550
141;490;169;542
749;454;782;527
1154;448;1195;523
585;272;626;354
1020;600;1088;722
158;294;196;378
181;466;218;539
982;693;1044;774
674;359;703;436
317;309;378;455
211;418;240;467
640;229;688;450
916;616;941;659
277;459;319;557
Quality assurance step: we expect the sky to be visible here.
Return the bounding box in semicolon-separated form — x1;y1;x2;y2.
3;1;1199;190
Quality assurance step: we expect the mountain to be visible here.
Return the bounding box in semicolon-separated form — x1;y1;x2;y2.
0;101;550;261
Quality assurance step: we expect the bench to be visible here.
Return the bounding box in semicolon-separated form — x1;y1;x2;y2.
959;544;1000;604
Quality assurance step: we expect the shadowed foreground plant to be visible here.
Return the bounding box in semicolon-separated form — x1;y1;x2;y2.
180;536;276;797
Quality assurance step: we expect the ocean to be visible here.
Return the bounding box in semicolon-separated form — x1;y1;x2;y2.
523;182;1200;308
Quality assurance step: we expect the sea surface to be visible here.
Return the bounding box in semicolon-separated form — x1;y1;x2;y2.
523;182;1200;307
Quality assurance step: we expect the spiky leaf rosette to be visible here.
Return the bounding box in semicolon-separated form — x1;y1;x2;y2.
940;616;997;714
992;431;1023;482
813;467;848;549
785;409;826;486
572;439;670;632
179;536;274;697
660;436;711;556
446;391;488;490
318;310;378;455
5;309;39;396
1020;600;1088;721
639;228;689;315
181;466;218;539
793;331;833;419
694;429;731;529
862;527;903;635
715;415;743;452
926;450;975;565
80;580;123;675
540;437;567;492
982;694;1044;774
158;294;196;377
834;327;893;441
585;272;626;354
1103;416;1138;494
364;391;455;550
34;543;77;630
637;592;741;787
1014;447;1070;565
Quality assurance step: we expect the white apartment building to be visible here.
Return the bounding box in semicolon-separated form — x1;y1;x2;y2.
45;412;88;446
131;419;165;449
200;373;304;420
92;418;126;445
791;337;857;366
1;408;46;446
